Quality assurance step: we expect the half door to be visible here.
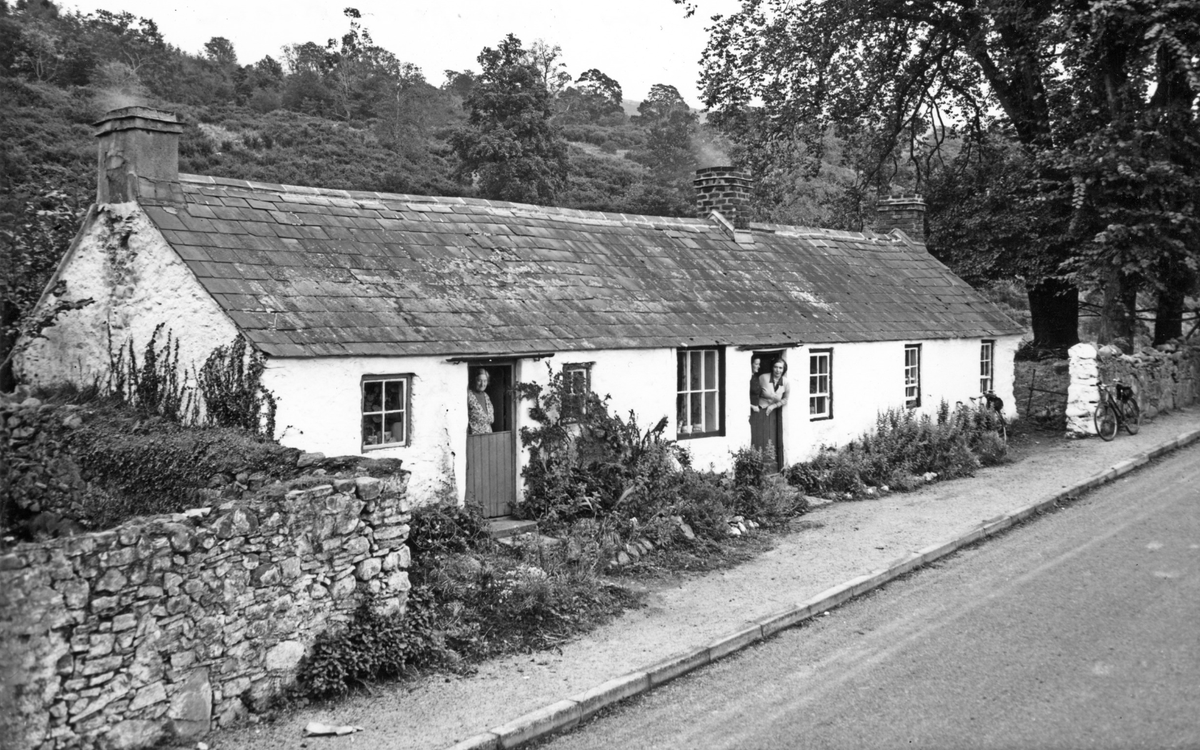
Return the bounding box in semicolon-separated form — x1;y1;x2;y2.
465;362;517;518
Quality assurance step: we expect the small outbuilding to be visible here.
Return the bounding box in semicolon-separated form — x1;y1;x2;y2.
19;107;1023;515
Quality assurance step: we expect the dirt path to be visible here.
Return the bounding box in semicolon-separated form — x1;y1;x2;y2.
209;407;1200;750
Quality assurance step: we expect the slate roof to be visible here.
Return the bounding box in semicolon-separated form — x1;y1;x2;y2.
137;174;1022;358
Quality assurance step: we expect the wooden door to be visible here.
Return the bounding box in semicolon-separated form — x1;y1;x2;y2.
465;363;516;518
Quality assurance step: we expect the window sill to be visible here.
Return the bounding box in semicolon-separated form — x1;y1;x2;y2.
363;441;408;451
809;415;833;422
676;431;724;440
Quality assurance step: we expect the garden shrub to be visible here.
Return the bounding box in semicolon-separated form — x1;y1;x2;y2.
515;369;811;542
404;501;634;661
67;412;300;528
297;588;444;700
784;402;1008;499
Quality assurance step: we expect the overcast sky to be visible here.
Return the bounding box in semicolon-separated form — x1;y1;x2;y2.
64;0;742;107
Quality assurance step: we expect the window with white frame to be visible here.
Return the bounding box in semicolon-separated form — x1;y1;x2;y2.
676;348;724;437
904;344;921;407
980;340;995;393
362;375;410;448
809;349;832;419
562;362;592;422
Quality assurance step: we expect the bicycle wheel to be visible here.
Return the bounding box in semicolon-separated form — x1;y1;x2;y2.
1094;398;1118;441
1123;399;1141;435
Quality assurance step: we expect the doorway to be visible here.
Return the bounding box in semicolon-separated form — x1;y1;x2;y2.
750;349;785;472
465;362;517;518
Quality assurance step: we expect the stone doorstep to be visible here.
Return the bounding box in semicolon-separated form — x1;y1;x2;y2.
485;517;538;541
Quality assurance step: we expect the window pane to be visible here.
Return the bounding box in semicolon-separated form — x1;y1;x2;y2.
676;392;687;431
704;391;718;432
677;353;686;391
704;351;717;390
689;352;702;390
690;392;702;426
384;380;403;410
811;396;825;415
383;412;405;443
363;381;382;412
362;414;383;445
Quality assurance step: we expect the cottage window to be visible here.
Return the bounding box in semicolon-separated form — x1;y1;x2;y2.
904;344;921;407
362;375;410;449
562;362;593;422
980;340;995;393
676;348;724;438
809;349;832;419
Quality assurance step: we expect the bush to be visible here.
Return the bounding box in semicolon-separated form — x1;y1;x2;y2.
404;501;632;661
67;411;300;528
298;589;444;699
784;402;1008;499
407;501;492;560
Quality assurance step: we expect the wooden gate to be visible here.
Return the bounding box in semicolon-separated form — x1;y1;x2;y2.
466;431;516;517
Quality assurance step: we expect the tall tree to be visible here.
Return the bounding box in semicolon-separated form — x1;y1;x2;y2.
557;68;624;124
691;0;1200;350
450;33;568;205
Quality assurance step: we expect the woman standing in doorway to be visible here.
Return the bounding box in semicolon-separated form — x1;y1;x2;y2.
468;368;494;434
752;359;788;471
758;359;789;415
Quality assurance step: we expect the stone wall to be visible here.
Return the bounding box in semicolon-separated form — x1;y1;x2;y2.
1065;343;1200;436
0;475;412;750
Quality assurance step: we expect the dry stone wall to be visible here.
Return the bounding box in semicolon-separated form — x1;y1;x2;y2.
1066;342;1200;436
0;475;412;750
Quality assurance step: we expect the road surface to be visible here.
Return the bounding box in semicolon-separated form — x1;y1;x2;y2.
536;445;1200;749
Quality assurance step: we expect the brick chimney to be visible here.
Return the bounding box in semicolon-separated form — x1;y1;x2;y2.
694;166;752;230
874;195;927;243
94;106;183;204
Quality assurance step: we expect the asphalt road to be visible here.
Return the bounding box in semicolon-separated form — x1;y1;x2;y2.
535;444;1200;750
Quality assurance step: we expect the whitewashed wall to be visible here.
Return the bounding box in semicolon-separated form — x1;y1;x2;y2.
264;355;469;507
792;335;1020;460
266;334;1019;509
17;203;239;387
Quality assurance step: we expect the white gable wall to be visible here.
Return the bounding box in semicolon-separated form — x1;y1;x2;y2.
17;203;240;389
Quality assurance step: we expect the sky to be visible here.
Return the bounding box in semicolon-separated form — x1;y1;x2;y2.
64;0;743;107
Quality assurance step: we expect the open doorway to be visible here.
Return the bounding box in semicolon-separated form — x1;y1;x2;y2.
750;349;785;472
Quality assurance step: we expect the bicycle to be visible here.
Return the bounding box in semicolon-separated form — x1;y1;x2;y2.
1093;379;1141;441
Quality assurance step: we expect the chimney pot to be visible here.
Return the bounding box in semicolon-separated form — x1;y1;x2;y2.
94;107;183;204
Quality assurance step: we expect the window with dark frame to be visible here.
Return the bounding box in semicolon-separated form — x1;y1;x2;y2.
676;347;725;438
809;349;832;419
562;362;593;422
362;375;410;449
980;340;995;393
904;344;921;407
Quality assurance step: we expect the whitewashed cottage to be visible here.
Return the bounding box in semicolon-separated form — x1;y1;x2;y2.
19;107;1023;517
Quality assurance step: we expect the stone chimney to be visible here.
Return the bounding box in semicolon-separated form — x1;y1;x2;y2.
94;106;183;204
874;195;927;243
694;166;752;230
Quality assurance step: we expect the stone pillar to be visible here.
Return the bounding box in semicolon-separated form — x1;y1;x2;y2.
1066;342;1099;437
